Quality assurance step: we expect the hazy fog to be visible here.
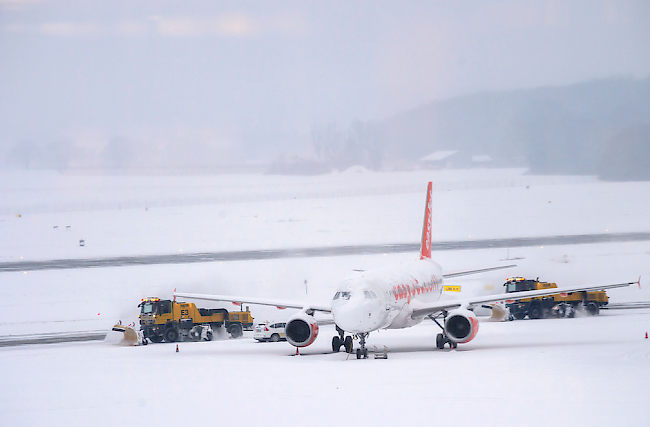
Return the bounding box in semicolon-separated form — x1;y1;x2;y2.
1;0;649;171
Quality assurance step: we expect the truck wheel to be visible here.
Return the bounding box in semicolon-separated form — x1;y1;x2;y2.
514;312;526;320
529;304;543;319
229;324;243;339
164;327;179;343
586;302;599;315
567;305;576;318
205;330;213;341
150;334;163;344
189;327;201;341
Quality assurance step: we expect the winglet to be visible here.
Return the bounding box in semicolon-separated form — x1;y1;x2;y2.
638;276;642;289
420;182;433;260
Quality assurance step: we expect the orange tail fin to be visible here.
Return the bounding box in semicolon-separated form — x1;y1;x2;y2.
420;182;433;259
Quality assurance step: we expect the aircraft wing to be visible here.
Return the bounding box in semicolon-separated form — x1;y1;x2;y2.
442;264;517;279
411;279;637;318
174;292;332;313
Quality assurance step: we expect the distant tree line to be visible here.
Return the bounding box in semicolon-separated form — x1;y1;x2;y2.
311;119;384;171
378;76;650;180
0;136;246;171
266;119;385;175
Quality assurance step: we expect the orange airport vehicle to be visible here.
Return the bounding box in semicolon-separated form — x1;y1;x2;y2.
112;297;254;344
504;277;608;319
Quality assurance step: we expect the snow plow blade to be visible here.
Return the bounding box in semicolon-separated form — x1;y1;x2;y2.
108;324;140;346
485;303;509;322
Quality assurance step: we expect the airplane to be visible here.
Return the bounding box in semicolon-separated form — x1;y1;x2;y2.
175;182;636;358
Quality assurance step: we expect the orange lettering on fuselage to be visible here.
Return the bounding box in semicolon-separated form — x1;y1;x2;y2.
391;277;440;302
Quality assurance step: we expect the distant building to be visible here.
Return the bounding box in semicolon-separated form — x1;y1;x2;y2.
420;151;493;169
471;155;492;163
419;150;458;169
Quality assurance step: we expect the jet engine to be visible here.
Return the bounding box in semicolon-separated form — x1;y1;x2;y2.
444;308;479;343
285;312;319;347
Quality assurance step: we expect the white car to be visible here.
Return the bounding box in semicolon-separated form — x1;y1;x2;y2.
253;322;287;342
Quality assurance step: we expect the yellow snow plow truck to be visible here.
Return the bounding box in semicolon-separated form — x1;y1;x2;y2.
112;297;254;345
504;277;608;320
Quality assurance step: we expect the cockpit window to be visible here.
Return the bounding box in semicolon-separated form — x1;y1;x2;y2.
333;291;353;300
364;290;377;299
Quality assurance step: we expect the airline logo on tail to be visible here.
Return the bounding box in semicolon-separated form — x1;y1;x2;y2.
420;182;433;259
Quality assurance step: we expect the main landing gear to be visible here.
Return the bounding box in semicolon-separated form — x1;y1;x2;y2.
430;311;457;350
332;326;353;353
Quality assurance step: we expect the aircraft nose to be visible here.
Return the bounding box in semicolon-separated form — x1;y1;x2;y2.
332;299;385;334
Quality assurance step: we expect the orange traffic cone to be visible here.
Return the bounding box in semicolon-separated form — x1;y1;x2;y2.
295;347;300;356
646;332;648;339
176;344;179;352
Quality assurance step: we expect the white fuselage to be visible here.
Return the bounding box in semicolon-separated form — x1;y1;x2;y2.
331;258;444;334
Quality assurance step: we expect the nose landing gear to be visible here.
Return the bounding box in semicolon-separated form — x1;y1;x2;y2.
355;333;369;359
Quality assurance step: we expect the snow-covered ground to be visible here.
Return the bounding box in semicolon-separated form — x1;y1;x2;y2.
2;312;649;426
1;168;649;426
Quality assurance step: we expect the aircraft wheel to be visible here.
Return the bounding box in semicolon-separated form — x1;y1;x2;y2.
356;348;362;359
436;333;445;349
332;336;341;352
344;336;353;353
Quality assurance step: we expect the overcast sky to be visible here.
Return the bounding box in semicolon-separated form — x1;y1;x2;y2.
1;0;649;162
